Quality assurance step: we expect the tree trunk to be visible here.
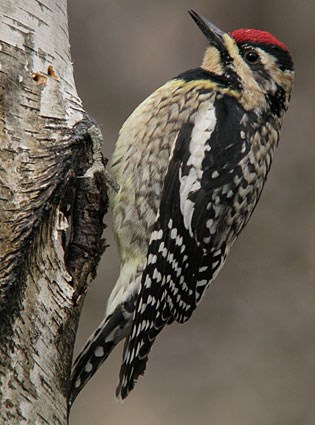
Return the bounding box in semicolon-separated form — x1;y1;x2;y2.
0;1;108;423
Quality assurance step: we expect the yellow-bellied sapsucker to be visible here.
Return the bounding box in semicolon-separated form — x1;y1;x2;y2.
69;10;294;405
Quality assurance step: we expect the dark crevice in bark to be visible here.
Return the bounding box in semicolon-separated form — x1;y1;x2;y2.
58;118;109;397
63;117;108;297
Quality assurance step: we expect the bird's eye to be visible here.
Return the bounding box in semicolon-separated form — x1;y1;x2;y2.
244;50;260;64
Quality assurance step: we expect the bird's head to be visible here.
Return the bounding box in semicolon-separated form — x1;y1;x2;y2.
189;10;294;113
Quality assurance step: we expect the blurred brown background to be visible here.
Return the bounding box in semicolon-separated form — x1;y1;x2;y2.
68;1;315;424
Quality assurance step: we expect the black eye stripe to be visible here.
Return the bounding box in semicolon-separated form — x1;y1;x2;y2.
238;42;294;71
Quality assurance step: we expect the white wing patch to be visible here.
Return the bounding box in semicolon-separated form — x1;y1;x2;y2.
179;102;216;238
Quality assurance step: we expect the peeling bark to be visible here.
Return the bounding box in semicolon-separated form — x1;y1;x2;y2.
0;1;107;423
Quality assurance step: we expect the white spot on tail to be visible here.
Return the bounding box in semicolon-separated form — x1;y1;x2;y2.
85;362;93;373
94;346;104;357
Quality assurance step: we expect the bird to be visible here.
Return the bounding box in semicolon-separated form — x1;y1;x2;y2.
69;10;294;406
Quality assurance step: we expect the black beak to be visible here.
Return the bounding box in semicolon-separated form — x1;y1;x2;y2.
188;10;225;52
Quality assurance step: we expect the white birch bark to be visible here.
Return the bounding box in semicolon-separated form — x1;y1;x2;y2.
0;1;107;423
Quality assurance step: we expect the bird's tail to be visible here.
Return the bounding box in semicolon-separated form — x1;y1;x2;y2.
68;306;132;407
115;274;173;400
116;310;168;400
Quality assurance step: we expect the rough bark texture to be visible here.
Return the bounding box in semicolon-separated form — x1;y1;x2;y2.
0;1;107;424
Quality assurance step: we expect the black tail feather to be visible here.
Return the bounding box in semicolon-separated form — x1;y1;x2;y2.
68;307;131;407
